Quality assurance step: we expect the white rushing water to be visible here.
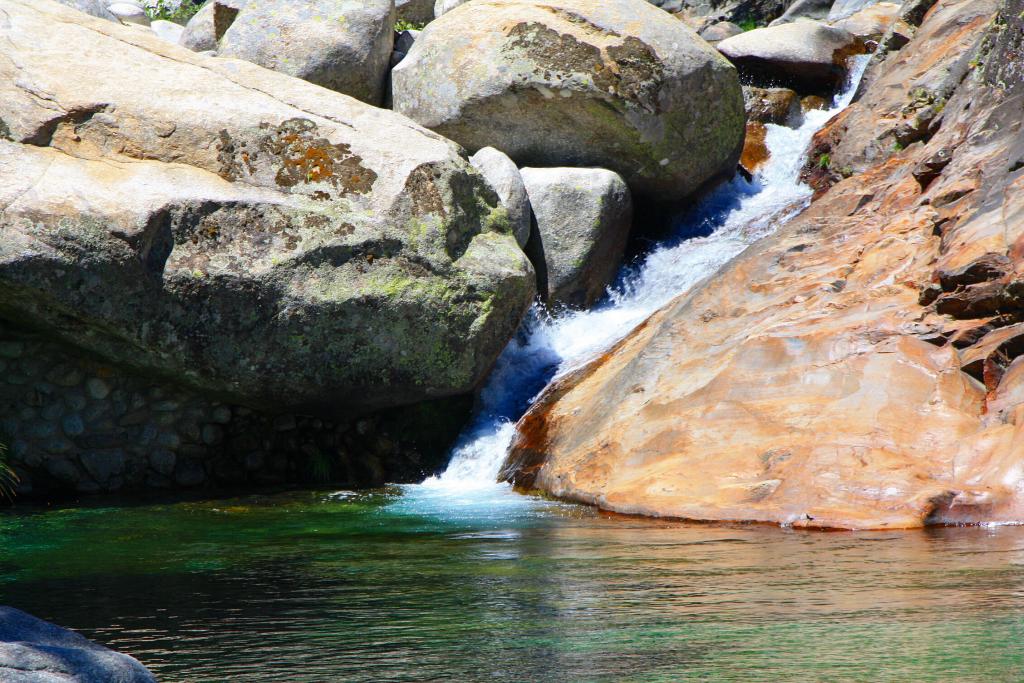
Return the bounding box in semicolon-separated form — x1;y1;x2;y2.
393;56;872;517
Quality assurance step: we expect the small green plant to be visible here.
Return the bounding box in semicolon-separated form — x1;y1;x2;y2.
893;140;905;152
0;441;19;501
145;0;202;23
738;18;759;32
394;19;425;32
818;153;831;169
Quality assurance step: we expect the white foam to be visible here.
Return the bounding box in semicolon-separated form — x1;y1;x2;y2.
413;55;873;501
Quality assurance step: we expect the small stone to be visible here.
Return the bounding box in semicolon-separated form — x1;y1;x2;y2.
155;413;178;427
86;378;111;400
40;402;64;422
153;400;180;412
0;417;18;437
45;365;84;387
139;423;158;445
0;341;24;359
244;451;265;471
210;406;233;424
46;458;80;483
156;432;181;449
273;415;297;432
27;421;55;439
41;437;74;455
61;414;85;437
80;450;126;483
201;424;224;445
174;460;206;487
149;449;176;476
65;393;87;411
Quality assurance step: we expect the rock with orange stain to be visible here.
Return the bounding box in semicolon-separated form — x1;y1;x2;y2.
740;122;770;174
501;0;1024;529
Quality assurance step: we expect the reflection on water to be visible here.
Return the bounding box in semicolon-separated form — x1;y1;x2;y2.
2;490;1024;682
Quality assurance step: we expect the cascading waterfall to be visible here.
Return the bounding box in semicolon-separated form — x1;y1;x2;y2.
396;55;872;516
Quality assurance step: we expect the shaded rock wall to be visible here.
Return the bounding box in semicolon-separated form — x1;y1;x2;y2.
0;322;462;499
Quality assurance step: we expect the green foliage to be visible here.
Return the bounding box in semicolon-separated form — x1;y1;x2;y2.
0;441;19;502
145;0;202;23
394;19;425;32
818;153;831;170
738;19;760;32
893;140;905;152
306;447;334;484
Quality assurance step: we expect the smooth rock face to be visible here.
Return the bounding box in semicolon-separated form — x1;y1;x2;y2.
393;0;746;204
501;0;1024;530
0;606;156;682
520;167;632;309
717;19;861;93
219;0;395;105
179;0;245;52
470;148;532;248
0;0;535;415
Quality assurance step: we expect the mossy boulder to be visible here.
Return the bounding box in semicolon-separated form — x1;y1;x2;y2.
391;0;746;205
0;0;535;415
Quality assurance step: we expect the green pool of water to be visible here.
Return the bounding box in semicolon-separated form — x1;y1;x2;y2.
2;485;1023;682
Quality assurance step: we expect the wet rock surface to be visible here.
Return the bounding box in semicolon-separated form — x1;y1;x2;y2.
502;0;1024;530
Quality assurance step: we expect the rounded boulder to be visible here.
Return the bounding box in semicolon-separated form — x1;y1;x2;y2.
392;0;746;205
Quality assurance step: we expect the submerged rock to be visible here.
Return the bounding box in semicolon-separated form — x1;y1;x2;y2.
521;167;633;309
0;0;535;415
219;0;395;105
0;606;156;682
717;20;862;94
500;0;1024;530
392;0;745;205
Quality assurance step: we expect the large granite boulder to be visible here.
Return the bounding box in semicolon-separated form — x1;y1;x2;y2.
0;607;156;682
0;0;535;415
392;0;745;205
219;0;395;105
717;19;862;94
501;0;1024;530
520;167;633;309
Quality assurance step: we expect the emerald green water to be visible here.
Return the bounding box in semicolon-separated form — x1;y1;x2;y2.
2;486;1024;682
